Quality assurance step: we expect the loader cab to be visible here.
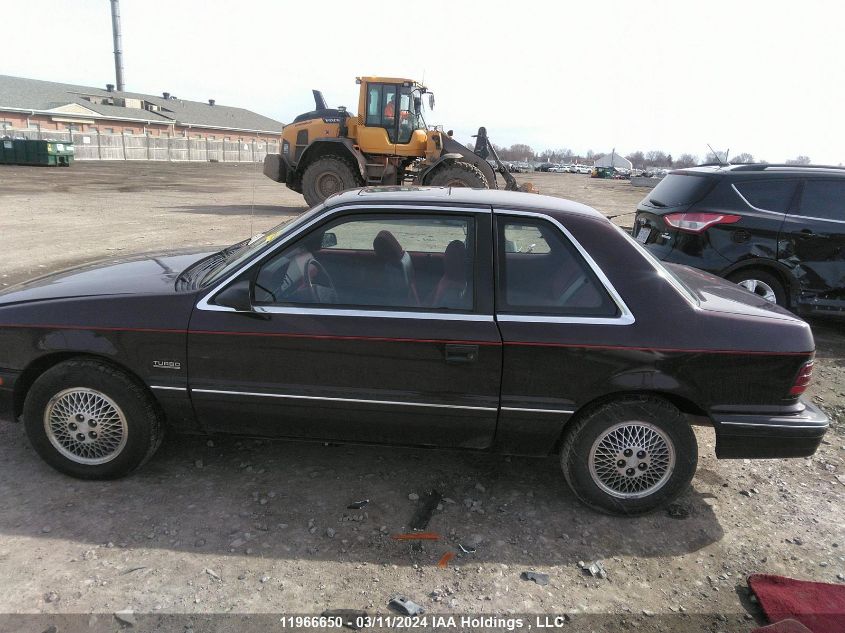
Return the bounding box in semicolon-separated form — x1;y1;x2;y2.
357;77;428;157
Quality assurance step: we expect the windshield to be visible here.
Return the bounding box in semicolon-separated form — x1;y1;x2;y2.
200;203;326;287
399;86;426;130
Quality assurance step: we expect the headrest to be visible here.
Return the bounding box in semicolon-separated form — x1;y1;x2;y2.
444;240;466;279
373;230;405;263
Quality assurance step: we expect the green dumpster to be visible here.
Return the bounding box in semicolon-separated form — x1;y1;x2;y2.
0;138;74;166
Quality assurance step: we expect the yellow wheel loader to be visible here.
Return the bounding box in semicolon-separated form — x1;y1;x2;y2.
263;76;530;206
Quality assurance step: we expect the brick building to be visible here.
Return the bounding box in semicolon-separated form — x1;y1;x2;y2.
0;75;284;161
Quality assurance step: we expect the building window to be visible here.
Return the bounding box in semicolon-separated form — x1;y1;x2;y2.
208;135;216;140
28;122;40;131
103;128;115;134
1;121;14;130
123;129;135;134
193;134;203;139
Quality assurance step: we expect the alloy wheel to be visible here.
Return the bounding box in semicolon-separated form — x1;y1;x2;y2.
588;421;676;499
737;278;778;303
43;388;128;465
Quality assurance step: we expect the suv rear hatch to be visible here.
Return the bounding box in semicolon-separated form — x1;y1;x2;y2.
633;172;717;255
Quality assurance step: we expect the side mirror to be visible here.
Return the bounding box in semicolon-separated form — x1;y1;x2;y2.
428;93;435;110
321;232;338;248
413;96;422;111
214;279;252;311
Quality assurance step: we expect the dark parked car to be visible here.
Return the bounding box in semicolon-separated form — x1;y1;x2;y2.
0;188;828;514
633;164;845;317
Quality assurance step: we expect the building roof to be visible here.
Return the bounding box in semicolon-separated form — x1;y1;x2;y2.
594;153;632;169
0;75;285;134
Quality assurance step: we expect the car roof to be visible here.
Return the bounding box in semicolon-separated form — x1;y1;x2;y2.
323;186;607;221
672;164;845;178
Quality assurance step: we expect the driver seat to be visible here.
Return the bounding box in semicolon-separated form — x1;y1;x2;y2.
373;230;419;306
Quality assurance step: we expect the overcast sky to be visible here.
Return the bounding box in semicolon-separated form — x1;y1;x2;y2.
3;0;843;163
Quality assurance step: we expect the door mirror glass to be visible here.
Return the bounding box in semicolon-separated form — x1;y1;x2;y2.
321;231;338;248
428;93;435;110
214;279;252;311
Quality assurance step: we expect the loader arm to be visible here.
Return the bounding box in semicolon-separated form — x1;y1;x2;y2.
472;127;521;191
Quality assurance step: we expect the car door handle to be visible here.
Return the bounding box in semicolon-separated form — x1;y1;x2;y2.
444;344;479;364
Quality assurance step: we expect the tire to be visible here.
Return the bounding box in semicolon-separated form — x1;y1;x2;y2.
727;269;787;307
23;359;163;480
301;156;362;207
427;161;489;188
560;397;697;515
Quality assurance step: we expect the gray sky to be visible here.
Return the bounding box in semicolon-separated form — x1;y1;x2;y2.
3;0;843;163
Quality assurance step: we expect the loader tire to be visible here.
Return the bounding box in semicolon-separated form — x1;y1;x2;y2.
302;156;362;207
428;161;489;189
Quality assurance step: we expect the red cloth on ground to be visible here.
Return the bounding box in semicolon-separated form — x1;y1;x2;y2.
749;574;845;633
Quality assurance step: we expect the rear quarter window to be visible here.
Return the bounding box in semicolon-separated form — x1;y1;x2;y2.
734;180;797;213
798;180;845;221
646;174;714;207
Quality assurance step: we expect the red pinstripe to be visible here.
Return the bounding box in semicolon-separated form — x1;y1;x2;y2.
0;323;812;355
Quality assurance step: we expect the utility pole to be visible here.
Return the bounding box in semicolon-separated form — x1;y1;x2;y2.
110;0;125;92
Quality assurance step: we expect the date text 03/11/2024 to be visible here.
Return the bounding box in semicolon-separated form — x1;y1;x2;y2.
278;615;572;629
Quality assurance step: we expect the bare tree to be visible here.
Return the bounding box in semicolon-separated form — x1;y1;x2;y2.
674;153;699;168
731;152;755;164
786;155;811;165
626;151;645;168
704;150;729;164
645;150;669;167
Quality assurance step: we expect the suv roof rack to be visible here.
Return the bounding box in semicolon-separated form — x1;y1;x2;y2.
729;163;845;171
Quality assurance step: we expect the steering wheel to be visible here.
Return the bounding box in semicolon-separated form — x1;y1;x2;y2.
304;258;338;304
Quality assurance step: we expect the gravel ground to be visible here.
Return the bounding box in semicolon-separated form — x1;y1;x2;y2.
0;162;843;631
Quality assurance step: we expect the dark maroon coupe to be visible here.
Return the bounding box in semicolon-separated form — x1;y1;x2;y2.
0;187;828;514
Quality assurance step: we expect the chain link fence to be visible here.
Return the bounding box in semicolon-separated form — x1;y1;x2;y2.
4;128;279;162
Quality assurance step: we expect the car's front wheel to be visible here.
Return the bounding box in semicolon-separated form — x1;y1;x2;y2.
23;359;163;479
560;397;697;515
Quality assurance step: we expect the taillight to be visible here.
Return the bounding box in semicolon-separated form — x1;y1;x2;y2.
663;212;741;233
789;360;814;396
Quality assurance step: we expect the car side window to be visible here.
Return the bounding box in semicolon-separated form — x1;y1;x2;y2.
253;214;475;311
497;218;618;317
798;180;845;221
735;180;797;213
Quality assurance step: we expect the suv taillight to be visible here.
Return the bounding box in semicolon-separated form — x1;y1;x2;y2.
789;360;815;396
663;212;741;233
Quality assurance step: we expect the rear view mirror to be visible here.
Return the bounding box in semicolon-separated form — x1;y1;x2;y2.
321;232;338;248
214;279;252;311
428;93;435;110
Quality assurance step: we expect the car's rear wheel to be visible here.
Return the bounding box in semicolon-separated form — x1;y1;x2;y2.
560;397;697;515
728;269;786;307
23;359;163;479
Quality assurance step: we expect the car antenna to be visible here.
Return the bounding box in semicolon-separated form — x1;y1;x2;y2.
707;144;727;166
